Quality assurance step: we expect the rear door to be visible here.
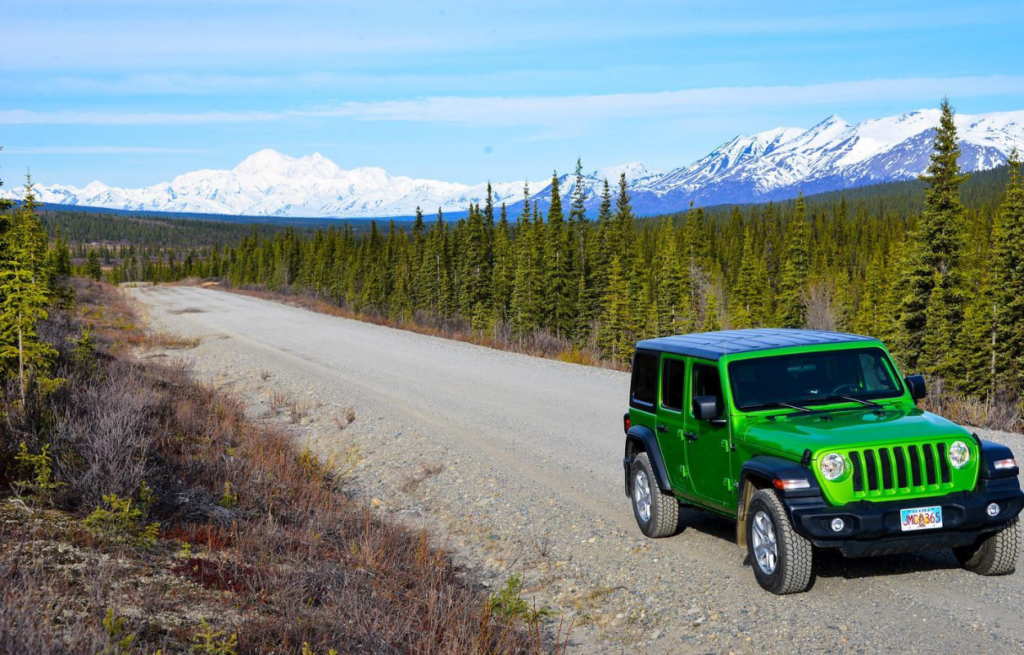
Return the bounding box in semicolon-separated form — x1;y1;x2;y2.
684;359;735;510
656;353;691;494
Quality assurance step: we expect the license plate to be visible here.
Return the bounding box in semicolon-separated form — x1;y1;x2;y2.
900;506;943;531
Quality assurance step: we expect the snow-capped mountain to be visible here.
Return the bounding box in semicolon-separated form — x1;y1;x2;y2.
5;109;1024;219
630;109;1024;212
6;149;527;219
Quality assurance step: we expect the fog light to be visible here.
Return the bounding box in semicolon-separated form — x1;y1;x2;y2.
831;518;845;532
987;503;1000;517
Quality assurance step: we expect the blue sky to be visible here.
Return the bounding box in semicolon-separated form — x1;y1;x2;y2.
3;0;1024;188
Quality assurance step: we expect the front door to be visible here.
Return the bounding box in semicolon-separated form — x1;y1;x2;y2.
656;353;691;495
684;359;735;509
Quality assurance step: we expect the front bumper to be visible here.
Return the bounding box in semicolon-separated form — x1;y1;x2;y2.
786;477;1024;557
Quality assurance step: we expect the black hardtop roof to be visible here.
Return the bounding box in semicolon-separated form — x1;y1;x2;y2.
636;328;878;361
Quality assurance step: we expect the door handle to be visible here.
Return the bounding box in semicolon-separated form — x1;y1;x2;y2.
656;424;668;433
684;431;698;441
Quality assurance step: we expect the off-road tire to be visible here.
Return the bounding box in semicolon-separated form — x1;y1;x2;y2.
746;488;814;594
954;515;1021;576
630;452;679;538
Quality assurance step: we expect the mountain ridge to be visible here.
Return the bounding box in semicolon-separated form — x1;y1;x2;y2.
5;108;1023;219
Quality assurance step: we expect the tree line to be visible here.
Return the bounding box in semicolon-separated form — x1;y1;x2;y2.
51;100;1024;412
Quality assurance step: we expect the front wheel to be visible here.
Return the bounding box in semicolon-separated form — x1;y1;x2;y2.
954;515;1020;576
745;488;814;594
630;452;679;538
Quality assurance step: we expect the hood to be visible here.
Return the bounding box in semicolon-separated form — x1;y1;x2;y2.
738;407;971;459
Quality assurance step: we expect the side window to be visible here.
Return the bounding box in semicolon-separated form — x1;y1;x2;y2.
661;357;685;411
692;363;723;418
631;351;658;409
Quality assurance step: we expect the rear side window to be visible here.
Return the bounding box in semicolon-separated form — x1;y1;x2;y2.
692;363;723;418
661;357;685;411
631;351;658;409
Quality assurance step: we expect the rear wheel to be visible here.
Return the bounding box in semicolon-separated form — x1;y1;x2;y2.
745;489;814;594
954;516;1020;576
630;452;679;538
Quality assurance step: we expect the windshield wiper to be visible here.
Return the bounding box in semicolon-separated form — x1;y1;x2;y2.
818;395;883;409
759;401;813;413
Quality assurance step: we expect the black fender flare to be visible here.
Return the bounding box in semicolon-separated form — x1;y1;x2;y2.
975;436;1021;479
739;456;821;500
736;455;821;547
623;425;672;496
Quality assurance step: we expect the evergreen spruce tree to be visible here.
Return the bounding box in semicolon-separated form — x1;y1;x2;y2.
730;227;764;328
778;193;810;328
653;218;688;335
543;172;572;338
900;98;968;377
702;290;722;332
993;149;1024;397
958;269;997;399
598;253;632;364
568;159;592;342
510;184;537;338
0;180;57;402
593;178;615;300
51;225;73;277
613;173;635;255
410;206;427;310
84;249;103;281
491;203;513;325
464;203;490;330
854;247;890;338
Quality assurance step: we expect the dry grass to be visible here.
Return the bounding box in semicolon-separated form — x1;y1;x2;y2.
0;279;569;654
921;378;1022;433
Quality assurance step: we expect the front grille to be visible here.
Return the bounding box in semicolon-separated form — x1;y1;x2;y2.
937;443;952;483
844;443;959;497
893;447;908;488
879;448;893;490
909;446;922;486
864;449;878;490
923;445;937;485
850;452;863;492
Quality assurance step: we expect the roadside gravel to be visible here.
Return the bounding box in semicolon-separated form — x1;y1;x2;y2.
131;285;1024;655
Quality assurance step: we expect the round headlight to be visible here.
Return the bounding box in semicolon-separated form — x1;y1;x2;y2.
820;453;845;481
949;441;970;469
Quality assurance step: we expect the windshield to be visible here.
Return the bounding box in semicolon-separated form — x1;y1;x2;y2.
727;347;903;411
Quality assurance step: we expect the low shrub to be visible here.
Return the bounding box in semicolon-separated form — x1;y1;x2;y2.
0;279;568;654
83;493;160;549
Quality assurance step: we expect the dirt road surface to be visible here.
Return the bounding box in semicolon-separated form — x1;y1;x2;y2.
131;285;1024;654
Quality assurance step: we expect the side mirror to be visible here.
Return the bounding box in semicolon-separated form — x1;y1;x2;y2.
692;395;720;421
905;374;927;401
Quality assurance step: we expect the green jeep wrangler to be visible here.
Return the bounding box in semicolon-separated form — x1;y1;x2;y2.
623;329;1023;594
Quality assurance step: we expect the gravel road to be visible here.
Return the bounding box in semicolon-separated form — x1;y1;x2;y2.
130;285;1024;654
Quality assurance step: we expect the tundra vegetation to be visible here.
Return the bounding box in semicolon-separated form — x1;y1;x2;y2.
64;100;1024;430
0;172;566;652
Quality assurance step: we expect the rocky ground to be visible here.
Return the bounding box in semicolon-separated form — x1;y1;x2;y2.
130;285;1024;655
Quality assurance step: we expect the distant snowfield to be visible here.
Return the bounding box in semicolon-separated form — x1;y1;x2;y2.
5;108;1023;218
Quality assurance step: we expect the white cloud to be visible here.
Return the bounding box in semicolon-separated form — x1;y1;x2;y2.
299;76;1024;127
0;109;278;125
3;146;206;154
3;76;1023;128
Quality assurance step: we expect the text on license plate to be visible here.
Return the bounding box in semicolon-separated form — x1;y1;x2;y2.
900;506;943;531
